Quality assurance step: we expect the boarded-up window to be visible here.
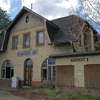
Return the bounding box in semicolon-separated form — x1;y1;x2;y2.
84;64;100;88
57;65;74;87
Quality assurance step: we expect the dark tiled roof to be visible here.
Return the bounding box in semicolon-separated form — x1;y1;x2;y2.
48;15;85;44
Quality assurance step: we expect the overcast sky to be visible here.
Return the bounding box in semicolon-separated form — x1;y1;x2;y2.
0;0;79;20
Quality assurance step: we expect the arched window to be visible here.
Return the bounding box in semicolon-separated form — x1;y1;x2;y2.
2;60;14;79
84;33;87;45
42;58;56;81
25;59;33;67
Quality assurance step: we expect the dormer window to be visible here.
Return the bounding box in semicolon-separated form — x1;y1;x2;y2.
26;16;29;23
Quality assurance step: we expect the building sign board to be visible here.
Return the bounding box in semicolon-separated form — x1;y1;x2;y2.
70;58;88;62
17;50;38;56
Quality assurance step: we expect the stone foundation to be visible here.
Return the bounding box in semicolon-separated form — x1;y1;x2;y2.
0;79;11;87
32;81;43;86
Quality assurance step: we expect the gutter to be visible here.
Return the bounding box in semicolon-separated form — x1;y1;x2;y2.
50;51;100;58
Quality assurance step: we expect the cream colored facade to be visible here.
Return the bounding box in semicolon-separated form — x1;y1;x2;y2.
0;11;73;86
56;55;100;87
0;7;99;87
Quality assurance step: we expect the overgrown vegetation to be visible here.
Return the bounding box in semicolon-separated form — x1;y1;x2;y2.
16;85;100;100
0;7;12;43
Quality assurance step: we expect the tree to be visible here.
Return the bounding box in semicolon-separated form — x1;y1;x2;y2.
79;0;100;32
0;8;12;43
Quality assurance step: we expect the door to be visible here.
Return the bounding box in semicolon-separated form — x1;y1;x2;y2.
84;64;100;88
24;59;33;86
6;67;10;78
57;65;74;87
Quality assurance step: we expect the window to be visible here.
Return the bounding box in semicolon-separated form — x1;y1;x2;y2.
37;31;44;45
12;36;18;49
26;15;29;23
23;33;30;47
2;60;14;79
79;35;81;46
25;59;33;67
84;33;87;45
42;58;56;81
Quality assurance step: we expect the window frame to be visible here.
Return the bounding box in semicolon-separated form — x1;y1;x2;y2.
26;15;29;23
36;30;45;46
23;32;30;48
12;35;18;49
42;58;56;82
2;60;14;79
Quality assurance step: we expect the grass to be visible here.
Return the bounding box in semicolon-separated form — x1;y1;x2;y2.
21;85;100;100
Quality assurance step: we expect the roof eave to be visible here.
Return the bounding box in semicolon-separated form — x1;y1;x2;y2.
50;51;100;58
46;20;60;29
7;6;48;32
6;7;26;32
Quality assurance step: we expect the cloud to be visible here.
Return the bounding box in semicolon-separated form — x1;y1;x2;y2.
0;0;79;20
0;0;11;13
57;0;79;9
12;7;17;11
21;0;79;20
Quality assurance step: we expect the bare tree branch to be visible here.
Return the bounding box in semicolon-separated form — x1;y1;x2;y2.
87;0;100;15
78;0;100;32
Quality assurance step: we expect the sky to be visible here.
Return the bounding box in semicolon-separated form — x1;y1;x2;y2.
0;0;79;20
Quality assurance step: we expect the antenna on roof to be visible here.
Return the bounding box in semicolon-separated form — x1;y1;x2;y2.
31;3;33;10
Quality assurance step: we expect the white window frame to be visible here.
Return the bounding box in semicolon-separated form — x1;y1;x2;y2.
42;58;56;81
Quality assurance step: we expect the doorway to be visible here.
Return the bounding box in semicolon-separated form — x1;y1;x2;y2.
84;64;100;88
24;59;33;86
2;60;14;79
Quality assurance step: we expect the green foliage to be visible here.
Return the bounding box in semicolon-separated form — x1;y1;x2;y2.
20;85;100;100
42;84;55;90
0;7;12;43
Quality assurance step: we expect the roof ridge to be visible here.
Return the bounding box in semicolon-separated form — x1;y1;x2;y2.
51;15;85;22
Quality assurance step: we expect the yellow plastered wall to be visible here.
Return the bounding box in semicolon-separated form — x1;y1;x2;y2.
0;12;73;81
0;11;96;84
56;55;100;87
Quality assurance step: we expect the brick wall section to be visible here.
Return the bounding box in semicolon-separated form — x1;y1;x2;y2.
19;80;24;87
0;79;11;87
32;81;43;86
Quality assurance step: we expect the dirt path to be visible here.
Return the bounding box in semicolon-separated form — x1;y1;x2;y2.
0;85;27;100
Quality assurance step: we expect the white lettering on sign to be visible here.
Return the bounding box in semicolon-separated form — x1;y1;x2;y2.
17;50;38;56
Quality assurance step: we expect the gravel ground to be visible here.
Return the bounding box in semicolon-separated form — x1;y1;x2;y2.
9;89;52;100
0;85;52;100
0;85;27;100
1;84;100;100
